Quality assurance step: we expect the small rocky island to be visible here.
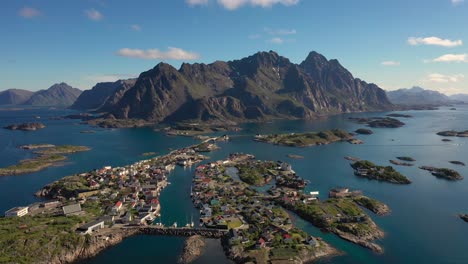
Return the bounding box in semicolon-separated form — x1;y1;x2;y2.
349;117;405;128
449;161;465;166
419;166;464;181
3;122;46;131
163;122;240;137
386;113;412;118
396;157;416;162
355;128;373;135
460;214;468;223
254;129;354;147
178;235;205;264
287;154;304;159
351;160;411;184
0;144;90;176
437;130;468;137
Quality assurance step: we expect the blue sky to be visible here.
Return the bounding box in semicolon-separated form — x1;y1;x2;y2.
1;0;467;95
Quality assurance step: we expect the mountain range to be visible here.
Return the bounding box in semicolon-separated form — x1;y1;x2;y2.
449;94;468;103
0;83;82;107
75;51;391;124
386;87;452;105
71;79;136;111
0;89;34;105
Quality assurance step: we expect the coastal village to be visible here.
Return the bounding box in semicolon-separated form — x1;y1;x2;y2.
0;129;403;264
3;143;211;244
1;136;393;263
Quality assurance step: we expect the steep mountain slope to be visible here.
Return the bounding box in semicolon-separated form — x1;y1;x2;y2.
0;89;34;105
23;83;82;106
106;51;392;123
386;87;450;105
71;79;136;110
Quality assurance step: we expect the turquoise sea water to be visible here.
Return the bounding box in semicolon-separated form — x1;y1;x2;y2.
1;106;467;263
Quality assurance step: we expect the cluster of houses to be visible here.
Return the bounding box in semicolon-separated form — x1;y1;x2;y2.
191;157;321;254
275;162;307;189
68;160;175;234
66;147;209;234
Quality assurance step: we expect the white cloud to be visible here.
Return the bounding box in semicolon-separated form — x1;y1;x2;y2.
264;27;296;35
85;8;103;21
131;24;141;31
426;73;464;83
116;47;200;60
269;37;284;44
248;34;261;39
217;0;299;10
452;0;464;5
19;7;42;18
381;61;400;66
433;53;468;63
408;36;462;47
187;0;209;5
86;74;138;83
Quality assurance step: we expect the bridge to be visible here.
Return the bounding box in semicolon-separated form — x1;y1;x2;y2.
124;226;229;239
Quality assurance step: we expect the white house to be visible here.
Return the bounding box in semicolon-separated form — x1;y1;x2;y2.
76;220;105;235
5;207;29;217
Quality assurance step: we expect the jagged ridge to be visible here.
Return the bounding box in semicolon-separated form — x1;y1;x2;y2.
103;51;392;123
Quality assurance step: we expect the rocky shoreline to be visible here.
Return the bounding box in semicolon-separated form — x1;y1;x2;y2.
48;228;139;264
353;196;391;216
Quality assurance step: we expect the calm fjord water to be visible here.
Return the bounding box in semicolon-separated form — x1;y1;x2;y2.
1;106;467;263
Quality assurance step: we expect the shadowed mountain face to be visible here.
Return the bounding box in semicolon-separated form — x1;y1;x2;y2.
386;87;451;105
0;89;34;105
23;83;82;107
71;79;136;111
100;51;392;123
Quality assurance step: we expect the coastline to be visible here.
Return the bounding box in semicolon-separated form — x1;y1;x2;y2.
0;145;90;177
